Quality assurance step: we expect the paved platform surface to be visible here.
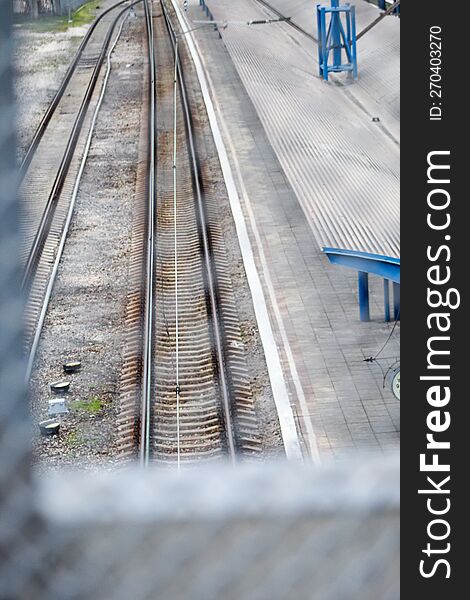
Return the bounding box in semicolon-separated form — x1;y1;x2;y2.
184;0;400;460
192;0;399;258
263;0;400;142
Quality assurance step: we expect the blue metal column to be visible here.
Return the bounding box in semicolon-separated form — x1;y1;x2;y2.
332;0;341;67
393;282;400;320
379;0;386;9
350;6;358;79
383;279;390;322
358;272;370;322
316;1;357;80
317;5;323;70
318;6;328;80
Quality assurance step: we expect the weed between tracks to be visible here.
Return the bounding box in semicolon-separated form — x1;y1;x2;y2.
70;396;104;415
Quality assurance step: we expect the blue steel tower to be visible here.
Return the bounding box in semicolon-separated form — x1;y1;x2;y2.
316;0;358;80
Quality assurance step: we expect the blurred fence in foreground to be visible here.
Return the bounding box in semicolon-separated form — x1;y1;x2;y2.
1;3;399;599
2;458;400;600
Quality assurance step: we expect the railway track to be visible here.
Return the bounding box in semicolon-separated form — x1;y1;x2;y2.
118;0;263;466
23;0;139;378
18;0;130;181
20;0;263;464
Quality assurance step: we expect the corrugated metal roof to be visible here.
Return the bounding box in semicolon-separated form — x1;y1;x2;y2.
204;0;400;258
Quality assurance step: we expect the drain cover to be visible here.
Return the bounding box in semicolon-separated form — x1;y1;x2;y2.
50;381;70;394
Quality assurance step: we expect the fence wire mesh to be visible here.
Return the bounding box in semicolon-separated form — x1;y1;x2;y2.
2;459;399;600
0;3;32;597
1;5;399;600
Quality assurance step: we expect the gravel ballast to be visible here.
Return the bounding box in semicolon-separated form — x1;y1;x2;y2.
24;5;285;470
29;10;146;470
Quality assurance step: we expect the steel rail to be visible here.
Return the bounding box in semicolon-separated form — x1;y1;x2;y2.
160;0;237;462
25;6;136;382
21;0;140;292
18;0;131;182
140;0;156;467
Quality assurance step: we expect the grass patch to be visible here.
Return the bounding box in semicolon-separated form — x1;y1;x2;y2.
71;396;104;414
65;429;80;447
15;1;100;33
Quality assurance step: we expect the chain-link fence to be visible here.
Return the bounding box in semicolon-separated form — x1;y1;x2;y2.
1;6;399;599
2;458;399;600
0;3;32;599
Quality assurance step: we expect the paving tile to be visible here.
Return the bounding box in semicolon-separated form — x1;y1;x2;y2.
195;19;400;462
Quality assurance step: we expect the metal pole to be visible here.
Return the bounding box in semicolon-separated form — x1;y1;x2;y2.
383;279;390;322
350;5;357;79
393;282;400;321
317;6;323;76
358;272;370;322
331;0;341;68
320;8;328;80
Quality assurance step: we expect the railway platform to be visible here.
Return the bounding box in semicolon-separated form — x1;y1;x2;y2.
182;0;400;461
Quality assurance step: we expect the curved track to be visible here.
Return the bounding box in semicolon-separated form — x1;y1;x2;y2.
23;1;139;378
18;0;130;181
